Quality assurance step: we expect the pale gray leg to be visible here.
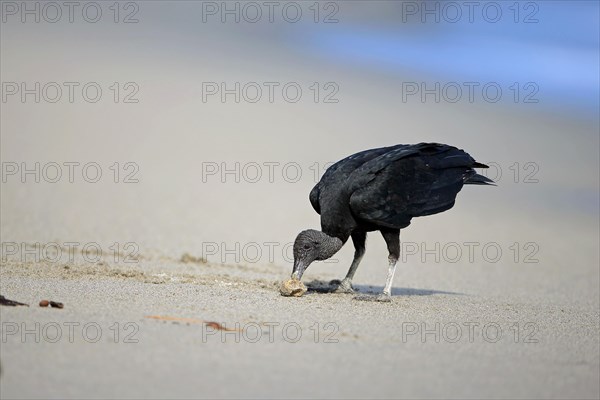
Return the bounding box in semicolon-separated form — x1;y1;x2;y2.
353;229;399;303
383;256;398;296
380;229;400;297
334;231;366;293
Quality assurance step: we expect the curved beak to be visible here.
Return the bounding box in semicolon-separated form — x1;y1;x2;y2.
291;259;307;280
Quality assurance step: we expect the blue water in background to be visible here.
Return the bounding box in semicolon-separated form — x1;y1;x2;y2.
293;1;599;115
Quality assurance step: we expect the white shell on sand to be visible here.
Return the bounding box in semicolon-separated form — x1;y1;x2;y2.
279;279;307;297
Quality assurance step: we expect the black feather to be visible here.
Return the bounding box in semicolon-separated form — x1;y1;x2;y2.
309;143;494;241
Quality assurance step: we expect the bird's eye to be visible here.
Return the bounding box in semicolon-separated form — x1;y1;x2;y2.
303;244;311;250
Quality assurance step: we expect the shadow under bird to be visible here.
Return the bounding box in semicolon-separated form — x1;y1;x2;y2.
291;142;494;299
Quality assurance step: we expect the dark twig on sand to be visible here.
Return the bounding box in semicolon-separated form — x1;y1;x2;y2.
0;295;29;307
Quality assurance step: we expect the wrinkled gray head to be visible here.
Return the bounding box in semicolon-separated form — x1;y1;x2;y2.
291;229;343;280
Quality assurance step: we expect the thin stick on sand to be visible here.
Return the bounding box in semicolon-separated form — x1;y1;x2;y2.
144;315;240;331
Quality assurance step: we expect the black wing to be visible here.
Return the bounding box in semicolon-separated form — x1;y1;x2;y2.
309;145;402;215
348;143;484;229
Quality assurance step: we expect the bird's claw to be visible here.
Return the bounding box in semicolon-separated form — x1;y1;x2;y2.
353;293;392;303
332;279;355;294
378;293;392;302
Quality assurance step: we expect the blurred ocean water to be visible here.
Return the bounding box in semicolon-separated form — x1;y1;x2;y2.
286;1;599;115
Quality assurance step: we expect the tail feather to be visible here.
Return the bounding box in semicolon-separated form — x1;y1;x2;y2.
465;172;495;185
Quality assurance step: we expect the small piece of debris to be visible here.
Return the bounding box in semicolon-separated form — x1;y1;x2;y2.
0;295;29;307
145;315;241;331
180;253;206;264
204;321;237;331
279;279;307;297
49;301;64;309
39;300;50;307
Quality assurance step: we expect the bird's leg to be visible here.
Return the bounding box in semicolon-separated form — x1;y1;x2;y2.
381;229;400;298
334;231;366;293
383;255;398;296
352;230;400;302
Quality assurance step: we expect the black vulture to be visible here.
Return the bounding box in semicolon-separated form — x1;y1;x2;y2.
291;142;494;299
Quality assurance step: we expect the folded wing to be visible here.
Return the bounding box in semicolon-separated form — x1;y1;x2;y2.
348;143;487;229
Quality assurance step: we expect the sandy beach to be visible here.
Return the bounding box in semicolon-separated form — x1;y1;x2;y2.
1;2;599;399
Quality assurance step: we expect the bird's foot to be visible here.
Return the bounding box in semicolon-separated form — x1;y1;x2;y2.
331;278;354;294
353;293;391;303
